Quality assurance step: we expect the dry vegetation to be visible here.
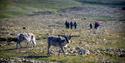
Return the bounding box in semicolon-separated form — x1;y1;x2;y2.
0;13;125;63
0;1;125;62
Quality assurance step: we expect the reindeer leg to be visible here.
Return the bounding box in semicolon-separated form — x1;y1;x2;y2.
30;41;33;48
16;42;21;48
58;49;61;56
26;41;29;48
19;42;22;48
60;46;65;56
47;45;51;56
16;42;19;49
31;40;36;47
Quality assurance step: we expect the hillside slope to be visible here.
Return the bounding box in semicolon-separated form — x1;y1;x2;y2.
1;0;125;18
0;0;82;18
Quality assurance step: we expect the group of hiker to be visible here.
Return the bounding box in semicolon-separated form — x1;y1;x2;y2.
64;21;100;30
65;21;77;29
89;21;100;30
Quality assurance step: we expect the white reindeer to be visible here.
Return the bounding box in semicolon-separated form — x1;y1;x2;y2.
16;33;36;48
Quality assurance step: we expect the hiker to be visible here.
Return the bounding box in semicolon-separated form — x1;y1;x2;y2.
92;21;101;34
73;21;77;29
65;21;69;29
69;21;73;29
94;21;100;29
89;23;93;29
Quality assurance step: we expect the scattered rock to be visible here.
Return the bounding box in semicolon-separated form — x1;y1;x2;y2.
115;49;125;57
94;48;125;57
73;47;90;55
23;27;26;29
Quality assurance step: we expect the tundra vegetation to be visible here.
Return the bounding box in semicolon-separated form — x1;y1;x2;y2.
0;0;125;63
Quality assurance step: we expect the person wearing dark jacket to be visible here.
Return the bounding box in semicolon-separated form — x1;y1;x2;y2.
94;21;100;29
70;21;73;29
73;21;77;29
65;21;69;29
89;23;93;29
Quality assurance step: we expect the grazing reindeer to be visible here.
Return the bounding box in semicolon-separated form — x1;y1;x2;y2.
16;33;36;48
47;35;71;55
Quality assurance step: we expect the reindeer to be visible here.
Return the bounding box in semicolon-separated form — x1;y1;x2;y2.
16;33;36;48
47;35;71;55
